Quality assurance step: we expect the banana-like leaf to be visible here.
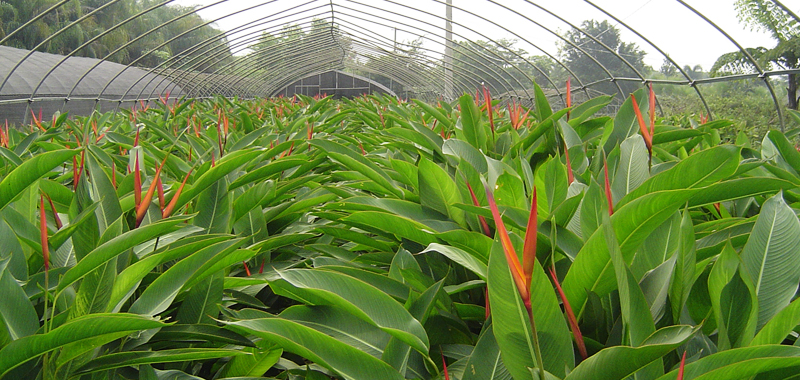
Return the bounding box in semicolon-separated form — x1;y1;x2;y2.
75;348;248;374
0;149;79;212
488;237;574;379
56;216;191;294
224;317;405;380
0;314;167;377
564;325;695;380
740;192;800;330
0;257;38;341
272;268;429;355
462;324;513;380
655;345;800;380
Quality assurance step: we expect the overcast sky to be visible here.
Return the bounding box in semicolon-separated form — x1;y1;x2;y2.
174;0;794;71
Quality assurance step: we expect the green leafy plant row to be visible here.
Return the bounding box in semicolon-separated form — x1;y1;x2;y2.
1;87;800;380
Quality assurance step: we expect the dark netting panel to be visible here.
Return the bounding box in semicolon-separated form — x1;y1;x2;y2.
0;0;797;127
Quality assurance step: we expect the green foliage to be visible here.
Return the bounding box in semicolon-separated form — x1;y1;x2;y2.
0;89;798;380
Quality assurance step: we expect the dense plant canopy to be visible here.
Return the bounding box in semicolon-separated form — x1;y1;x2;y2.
1;83;800;379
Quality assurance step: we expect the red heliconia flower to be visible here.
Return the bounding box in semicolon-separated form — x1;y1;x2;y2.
30;109;45;131
483;85;495;136
134;155;142;208
243;261;251;277
39;195;50;272
564;142;574;185
485;287;491;320
522;187;538;287
259;259;265;274
441;352;450;380
44;194;62;229
466;182;492;237
486;187;531;306
604;155;614;216
648;84;656;139
677;351;687;380
156;175;165;213
112;162;117;189
162;169;193;219
135;157;167;227
359;142;366;156
566;77;572;121
631;95;653;158
508;100;530;130
549;266;587;360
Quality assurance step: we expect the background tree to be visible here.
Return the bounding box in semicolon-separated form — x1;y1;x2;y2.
712;0;800;109
0;0;233;72
559;19;648;97
451;38;556;94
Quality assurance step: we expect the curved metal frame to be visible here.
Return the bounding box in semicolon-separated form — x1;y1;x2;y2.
0;0;797;128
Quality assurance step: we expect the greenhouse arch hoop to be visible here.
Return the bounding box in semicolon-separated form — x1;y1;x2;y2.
0;0;797;129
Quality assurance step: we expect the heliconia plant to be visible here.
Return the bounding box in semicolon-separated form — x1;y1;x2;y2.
0;90;798;380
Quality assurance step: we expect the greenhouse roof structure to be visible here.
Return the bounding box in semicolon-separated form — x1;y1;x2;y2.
0;0;798;126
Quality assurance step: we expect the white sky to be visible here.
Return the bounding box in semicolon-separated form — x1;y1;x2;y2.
174;0;795;71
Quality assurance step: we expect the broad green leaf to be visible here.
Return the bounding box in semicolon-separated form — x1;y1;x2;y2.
421;243;487;280
57;216;190;295
740;192;800;330
668;210;696;324
195;177;232;234
151;324;255;347
0;149;78;212
459;94;487;151
176;272;223;324
316;146;402;198
462;324;513;380
709;243;757;350
218;346;282;378
563;189;698;318
564;325;695;380
605;216;662;378
488;237;574;379
611;136;650;202
283;305;391;358
0;257;38;342
224;317;405;380
382;281;442;378
603;89;646;153
173;149;263;210
107;235;232;312
340;211;438;246
128;239;242;317
418;156;465;226
617;145;739;208
751;297;800;346
655;345;800;380
0;314;167;377
273;268;429;355
75;348;247;374
443;139;489;173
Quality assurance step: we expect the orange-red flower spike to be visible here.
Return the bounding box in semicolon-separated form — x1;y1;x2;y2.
39;195;50;272
442;352;450;380
549;266;588;360
677;351;686;380
486;187;530;305
564;143;574;185
45;194;62;230
466;182;492;237
631;95;652;155
648;83;656;138
604;156;614;216
134;155;142;209
566;77;572;121
156;175;165;212
162;169;193;219
484;85;495;135
243;261;251;277
135;156;168;227
522;186;538;287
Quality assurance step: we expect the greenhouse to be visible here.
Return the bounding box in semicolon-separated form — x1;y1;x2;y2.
1;1;800;379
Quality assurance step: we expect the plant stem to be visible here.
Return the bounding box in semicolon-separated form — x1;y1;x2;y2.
526;302;547;380
42;268;49;380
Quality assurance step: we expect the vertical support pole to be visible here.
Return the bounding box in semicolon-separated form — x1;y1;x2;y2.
444;0;454;101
